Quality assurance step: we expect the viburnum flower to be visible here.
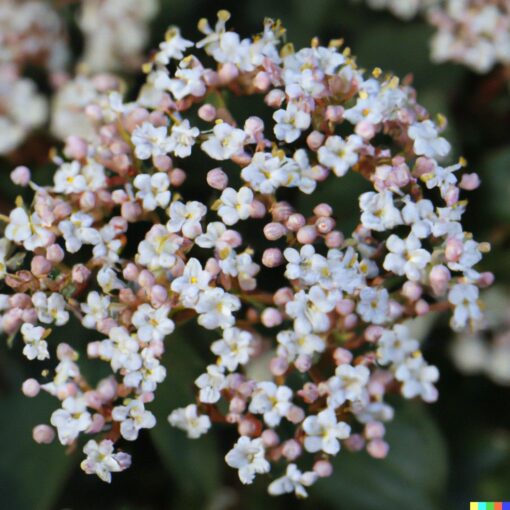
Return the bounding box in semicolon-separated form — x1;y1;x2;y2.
1;12;491;498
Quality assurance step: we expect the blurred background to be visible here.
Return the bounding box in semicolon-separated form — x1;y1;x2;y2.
0;0;509;508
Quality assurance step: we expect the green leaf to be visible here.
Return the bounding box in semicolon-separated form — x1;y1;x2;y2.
149;325;222;509
0;391;77;510
316;401;448;510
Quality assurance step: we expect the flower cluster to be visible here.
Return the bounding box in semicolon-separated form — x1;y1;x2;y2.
360;0;510;74
1;12;491;497
428;0;510;73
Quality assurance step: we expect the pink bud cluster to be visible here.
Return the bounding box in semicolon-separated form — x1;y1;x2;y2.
0;12;490;497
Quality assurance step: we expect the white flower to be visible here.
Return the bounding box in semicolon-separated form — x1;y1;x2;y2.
325;364;370;408
285;286;337;335
51;396;92;445
124;348;166;392
241;152;289;194
249;381;293;427
82;159;107;191
167;200;206;238
317;134;363;177
268;464;318;498
171;257;211;307
195;221;228;249
448;283;483;331
356;287;390;325
32;291;69;326
131;122;171;160
217;187;253;225
58;212;102;253
81;440;131;483
155;27;194;64
112;399;156;441
168;404;211;438
81;291;110;329
100;326;142;373
136;224;183;271
225;436;270;484
211;327;253;371
196;287;241;330
54;161;87;194
377;324;419;365
383;234;431;281
167;120;200;158
5;207;31;244
283;244;326;286
158;59;206;100
201;122;246;160
401;198;434;239
97;266;124;293
20;323;49;361
273;103;311;143
276;329;325;362
131;304;174;342
134;172;171;211
0;239;10;279
360;190;403;232
302;408;351;455
234;252;260;291
446;238;483;280
394;353;439;402
195;364;226;403
408;120;451;159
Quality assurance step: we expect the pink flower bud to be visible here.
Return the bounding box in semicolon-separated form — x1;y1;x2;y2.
313;460;333;477
45;244;64;263
414;157;436;177
87;341;101;358
222;230;243;247
444;186;459;206
22;308;37;324
459;173;480;190
218;62;239;84
282;439;302;461
31;256;52;277
229;396;246;414
22;378;40;397
238;416;261;437
336;299;355;315
98;377;117;401
333;347;353;365
263;222;287;241
286;213;306;232
154;155;172;171
415;299;430;316
344;313;358;329
270;356;289;376
344;434;365;452
64;136;88;160
198;104;217;122
138;269;155;288
85;103;103;121
294;354;312;373
262;248;283;268
274;287;294;306
325;230;344;248
112;189;128;204
298;382;319;403
72;264;91;284
54;202;72;220
265;89;286;108
97;318;117;335
478;271;494;288
286;405;305;423
316;216;335;234
207;168;228;190
297;225;317;244
250;200;266;218
365;421;385;439
87;413;106;434
254;71;271;91
429;264;451;296
121;202;142;222
388;300;404;319
123;263;139;281
261;307;283;327
365;325;384;342
56;343;76;361
306;130;325;151
261;429;279;447
33;424;55;444
10;293;31;308
445;237;463;262
402;281;422;301
271;201;294;222
150;285;168;306
367;439;389;459
80;191;96;210
313;203;333;217
202;69;219;87
170;168;186;187
355;120;376;139
10;166;31;186
205;257;220;276
244;116;265;142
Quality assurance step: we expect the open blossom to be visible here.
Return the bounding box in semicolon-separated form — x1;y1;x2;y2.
134;172;171;211
268;464;318;498
201;122;246;160
32;292;69;326
356;287;390;325
21;323;49;361
211;327;253;371
217;187;253;225
225;436;270;484
195;364;227;403
273;103;311;143
394;353;439;402
448;283;483;331
131;304;174;342
168;404;211;438
377;324;419;365
324;364;370;408
249;381;293;427
155;27;194;64
136;224;182;270
302;408;351;455
167;200;206;239
51;396;92;445
360;191;403;232
196;288;241;330
81;440;132;483
167;120;200;158
317;134;362;177
383;234;431;281
132;122;171;160
408;120;450;159
112;399;156;441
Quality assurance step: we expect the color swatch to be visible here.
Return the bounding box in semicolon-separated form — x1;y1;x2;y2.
470;503;510;510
